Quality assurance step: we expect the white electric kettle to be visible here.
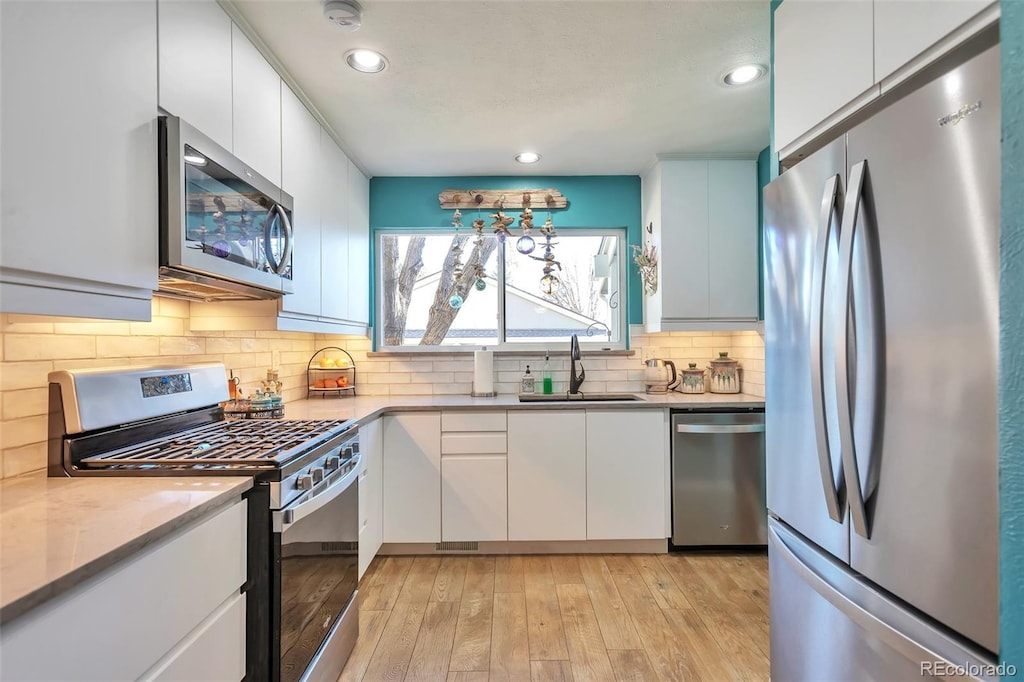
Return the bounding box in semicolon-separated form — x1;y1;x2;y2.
643;359;679;394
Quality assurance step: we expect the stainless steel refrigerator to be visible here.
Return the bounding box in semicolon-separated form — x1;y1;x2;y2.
764;40;1000;680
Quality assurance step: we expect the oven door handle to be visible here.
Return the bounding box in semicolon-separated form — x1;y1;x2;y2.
275;454;360;532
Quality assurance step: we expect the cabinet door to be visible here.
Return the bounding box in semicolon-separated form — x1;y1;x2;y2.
660;161;709;320
708;161;759;320
774;0;874;152
231;24;281;185
641;164;664;333
442;456;508;542
874;0;995;84
382;413;441;543
0;0;157;320
319;138;350;322
586;410;667;540
347;159;371;326
279;84;322;319
507;411;586;541
157;0;233;151
359;418;383;578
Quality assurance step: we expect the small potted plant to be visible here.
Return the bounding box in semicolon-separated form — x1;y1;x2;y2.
632;242;658;295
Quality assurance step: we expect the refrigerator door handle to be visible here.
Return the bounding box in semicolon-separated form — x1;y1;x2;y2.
837;160;871;539
769;520;997;677
810;174;845;524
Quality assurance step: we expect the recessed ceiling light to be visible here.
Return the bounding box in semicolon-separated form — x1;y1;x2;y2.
722;64;766;86
345;49;387;73
515;152;541;164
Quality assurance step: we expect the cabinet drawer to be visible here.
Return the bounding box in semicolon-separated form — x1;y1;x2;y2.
442;410;507;432
146;592;246;682
441;432;507;455
0;500;247;681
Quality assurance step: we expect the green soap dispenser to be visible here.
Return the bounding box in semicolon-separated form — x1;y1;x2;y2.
542;353;553;394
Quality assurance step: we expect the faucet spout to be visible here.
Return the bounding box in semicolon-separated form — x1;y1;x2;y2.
569;334;585;394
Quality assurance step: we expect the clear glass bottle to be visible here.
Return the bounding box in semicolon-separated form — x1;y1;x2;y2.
542;354;553;394
521;365;535;394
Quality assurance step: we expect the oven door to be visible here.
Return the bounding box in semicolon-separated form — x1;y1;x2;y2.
274;457;359;682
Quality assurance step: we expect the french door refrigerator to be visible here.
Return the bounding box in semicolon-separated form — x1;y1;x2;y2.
764;40;1000;680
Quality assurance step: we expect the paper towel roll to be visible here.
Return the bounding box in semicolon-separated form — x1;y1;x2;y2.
473;349;495;396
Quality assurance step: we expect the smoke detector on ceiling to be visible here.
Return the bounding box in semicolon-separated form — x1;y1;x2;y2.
323;0;362;31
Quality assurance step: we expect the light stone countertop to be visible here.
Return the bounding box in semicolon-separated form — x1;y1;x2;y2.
0;475;252;624
283;391;764;422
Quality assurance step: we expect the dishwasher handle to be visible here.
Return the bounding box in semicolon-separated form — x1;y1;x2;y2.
675;423;765;434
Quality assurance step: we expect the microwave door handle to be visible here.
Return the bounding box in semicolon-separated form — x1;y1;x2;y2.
275;454;360;532
275;204;293;276
263;204;293;275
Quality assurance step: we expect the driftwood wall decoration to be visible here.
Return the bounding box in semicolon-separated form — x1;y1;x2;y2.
438;189;568;210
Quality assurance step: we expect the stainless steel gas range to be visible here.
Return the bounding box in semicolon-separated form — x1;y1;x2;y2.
47;363;360;682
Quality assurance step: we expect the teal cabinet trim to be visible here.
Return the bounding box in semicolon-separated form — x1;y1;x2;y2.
368;175;642;329
769;0;783;180
757;145;771;320
1001;0;1024;667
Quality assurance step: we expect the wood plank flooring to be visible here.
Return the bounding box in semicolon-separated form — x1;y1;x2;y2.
340;553;768;682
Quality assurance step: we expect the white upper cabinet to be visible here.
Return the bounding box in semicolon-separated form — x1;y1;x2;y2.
643;159;759;331
231;24;282;186
774;0;875;154
279;84;322;320
319;137;351;323
874;0;996;86
157;0;233;151
0;0;158;321
774;0;998;158
586;410;668;540
347;160;371;326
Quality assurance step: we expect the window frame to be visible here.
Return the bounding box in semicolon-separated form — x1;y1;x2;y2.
374;227;629;352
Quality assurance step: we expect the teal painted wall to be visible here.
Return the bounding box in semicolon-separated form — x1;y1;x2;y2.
369;175;643;326
1001;0;1024;669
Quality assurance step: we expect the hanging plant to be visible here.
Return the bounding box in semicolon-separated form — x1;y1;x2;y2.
632;243;658;296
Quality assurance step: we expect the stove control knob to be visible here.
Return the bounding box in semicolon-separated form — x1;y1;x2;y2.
311;467;325;484
297;474;314;491
351;442;360;455
325;455;341;471
342;446;354;459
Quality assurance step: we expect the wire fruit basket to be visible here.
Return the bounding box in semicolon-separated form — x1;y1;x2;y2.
307;347;357;398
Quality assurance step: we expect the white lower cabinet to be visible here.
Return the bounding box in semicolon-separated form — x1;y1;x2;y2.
507;410;587;541
0;500;247;681
586;410;668;540
442;456;508;542
358;417;384;578
382;412;441;543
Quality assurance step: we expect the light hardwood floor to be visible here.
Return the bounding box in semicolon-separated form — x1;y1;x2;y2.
339;553;769;681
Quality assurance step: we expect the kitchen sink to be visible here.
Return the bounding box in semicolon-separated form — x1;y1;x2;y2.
518;393;643;402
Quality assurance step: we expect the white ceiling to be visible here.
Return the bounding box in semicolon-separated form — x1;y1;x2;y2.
231;0;770;177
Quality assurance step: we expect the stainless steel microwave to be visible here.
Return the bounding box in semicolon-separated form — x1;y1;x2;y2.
158;116;294;301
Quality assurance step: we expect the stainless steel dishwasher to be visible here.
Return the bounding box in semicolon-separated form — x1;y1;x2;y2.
671;409;766;546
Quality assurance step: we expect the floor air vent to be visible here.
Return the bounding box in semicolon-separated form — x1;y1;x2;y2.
435;541;479;552
322;541;358;552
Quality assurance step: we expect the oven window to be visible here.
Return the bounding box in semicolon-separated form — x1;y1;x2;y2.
279;479;358;681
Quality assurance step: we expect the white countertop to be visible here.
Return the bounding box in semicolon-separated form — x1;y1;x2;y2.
0;475;252;624
283;391;764;422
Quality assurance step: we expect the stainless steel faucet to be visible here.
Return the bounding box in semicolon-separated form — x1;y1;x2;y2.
569;334;585;394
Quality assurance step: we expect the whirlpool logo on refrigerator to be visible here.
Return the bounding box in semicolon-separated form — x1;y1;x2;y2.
938;101;982;127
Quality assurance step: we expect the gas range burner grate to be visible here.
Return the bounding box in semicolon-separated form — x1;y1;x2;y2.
79;419;353;469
